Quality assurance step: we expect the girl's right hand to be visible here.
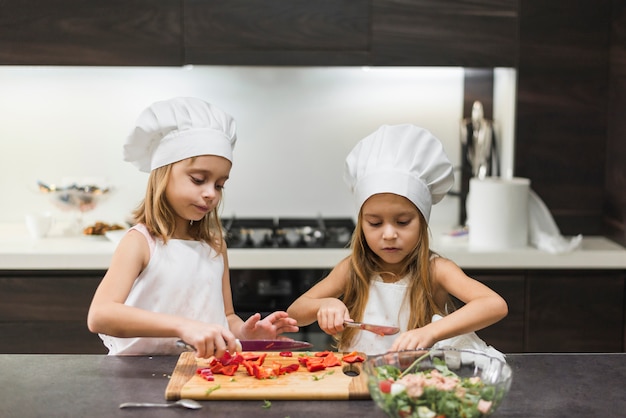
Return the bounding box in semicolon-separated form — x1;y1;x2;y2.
179;323;238;359
316;299;350;335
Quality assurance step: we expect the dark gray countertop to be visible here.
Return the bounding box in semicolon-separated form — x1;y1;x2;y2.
0;353;624;418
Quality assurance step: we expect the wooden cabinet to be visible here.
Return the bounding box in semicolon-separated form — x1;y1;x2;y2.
371;0;519;66
183;0;370;65
0;0;517;66
0;271;107;354
0;268;624;354
526;270;625;352
466;271;526;353
0;0;182;66
466;269;625;353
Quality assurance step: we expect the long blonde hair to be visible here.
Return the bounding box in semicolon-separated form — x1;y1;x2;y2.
337;208;451;350
132;162;225;252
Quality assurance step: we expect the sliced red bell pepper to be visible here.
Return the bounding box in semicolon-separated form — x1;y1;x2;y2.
279;351;293;357
322;352;341;367
279;363;300;374
242;353;260;361
220;363;239;376
314;350;331;357
342;351;365;363
306;361;327;372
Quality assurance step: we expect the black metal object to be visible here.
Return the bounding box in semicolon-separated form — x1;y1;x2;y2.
222;217;354;249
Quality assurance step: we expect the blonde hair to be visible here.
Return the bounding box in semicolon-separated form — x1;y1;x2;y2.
132;161;225;252
337;208;452;350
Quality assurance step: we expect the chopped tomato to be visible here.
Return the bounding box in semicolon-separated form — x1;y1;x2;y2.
378;379;392;393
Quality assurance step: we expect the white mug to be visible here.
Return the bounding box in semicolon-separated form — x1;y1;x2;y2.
25;212;54;239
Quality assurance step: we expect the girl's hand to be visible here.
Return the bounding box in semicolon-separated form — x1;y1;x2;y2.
389;327;437;352
316;299;350;335
240;311;299;340
179;323;237;359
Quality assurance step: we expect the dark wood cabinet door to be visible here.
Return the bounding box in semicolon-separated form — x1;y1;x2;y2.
0;271;107;354
526;271;624;352
462;271;526;353
0;0;182;66
371;0;519;66
515;0;611;235
183;0;369;65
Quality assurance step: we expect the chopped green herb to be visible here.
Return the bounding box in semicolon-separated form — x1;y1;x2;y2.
262;400;272;409
312;370;335;381
205;384;221;395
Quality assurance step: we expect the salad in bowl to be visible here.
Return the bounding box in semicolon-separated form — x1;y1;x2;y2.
364;348;512;418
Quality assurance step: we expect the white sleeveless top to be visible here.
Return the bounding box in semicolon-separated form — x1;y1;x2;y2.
342;273;505;360
100;224;229;355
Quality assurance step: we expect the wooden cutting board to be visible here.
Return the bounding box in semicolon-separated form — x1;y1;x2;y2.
165;351;371;401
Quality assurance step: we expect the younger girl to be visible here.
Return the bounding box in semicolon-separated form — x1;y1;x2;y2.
88;97;298;358
287;124;508;356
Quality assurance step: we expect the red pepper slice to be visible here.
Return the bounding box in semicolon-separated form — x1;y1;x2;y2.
280;363;300;374
342;351;365;363
242;353;260;361
314;350;331;357
220;363;239;376
306;362;327;372
258;353;267;366
279;351;293;357
322;352;341;367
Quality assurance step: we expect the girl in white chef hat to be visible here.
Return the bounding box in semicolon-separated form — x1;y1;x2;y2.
88;97;298;358
288;124;507;357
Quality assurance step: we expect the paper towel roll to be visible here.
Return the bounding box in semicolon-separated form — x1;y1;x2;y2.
467;177;530;250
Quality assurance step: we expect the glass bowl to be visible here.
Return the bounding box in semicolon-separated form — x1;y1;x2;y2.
363;348;512;418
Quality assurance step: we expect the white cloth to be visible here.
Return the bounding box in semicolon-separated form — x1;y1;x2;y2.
528;189;582;254
343;275;410;355
100;224;228;355
431;314;505;362
344;124;454;221
124;97;237;172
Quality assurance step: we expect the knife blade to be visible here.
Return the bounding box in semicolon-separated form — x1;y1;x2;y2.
176;339;313;352
343;321;400;336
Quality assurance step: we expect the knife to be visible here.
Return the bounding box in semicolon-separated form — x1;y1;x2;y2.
343;321;400;336
176;339;313;352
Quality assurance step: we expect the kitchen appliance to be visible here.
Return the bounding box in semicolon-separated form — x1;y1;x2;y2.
226;216;355;351
222;216;354;249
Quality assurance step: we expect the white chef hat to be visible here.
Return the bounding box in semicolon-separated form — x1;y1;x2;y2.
123;97;237;172
344;124;454;222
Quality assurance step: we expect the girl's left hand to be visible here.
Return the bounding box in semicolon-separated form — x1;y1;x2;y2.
241;311;299;340
389;327;437;352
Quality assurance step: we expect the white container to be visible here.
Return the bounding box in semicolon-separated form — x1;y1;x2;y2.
24;212;54;239
467;177;530;251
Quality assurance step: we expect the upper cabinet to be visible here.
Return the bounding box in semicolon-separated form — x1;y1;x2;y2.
371;0;519;67
0;0;518;67
0;0;182;66
183;0;370;66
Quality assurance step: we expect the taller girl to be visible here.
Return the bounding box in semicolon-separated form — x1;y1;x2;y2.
88;97;297;358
